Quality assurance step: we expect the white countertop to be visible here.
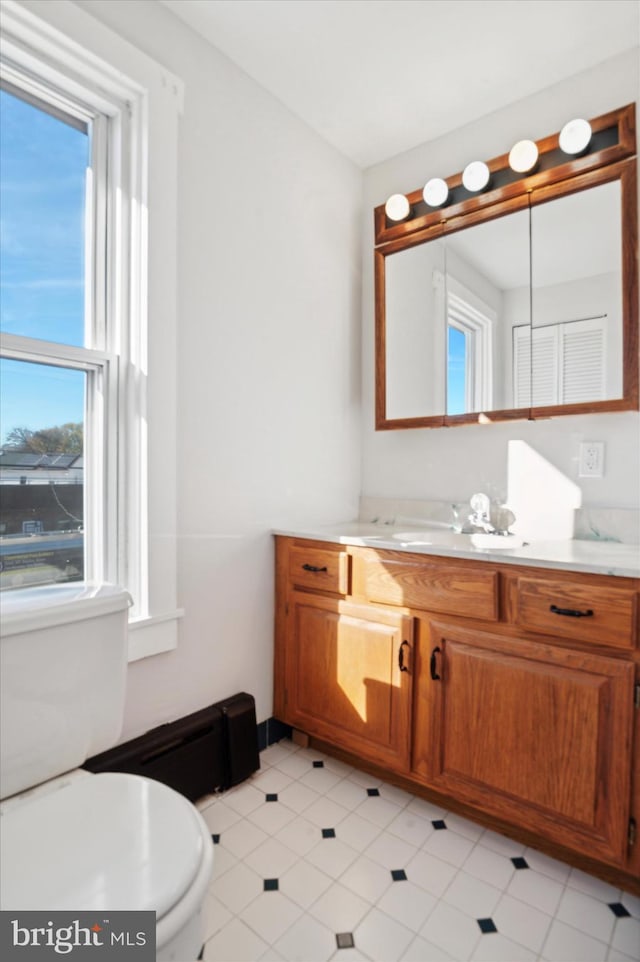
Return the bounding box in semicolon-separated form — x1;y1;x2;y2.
273;521;640;578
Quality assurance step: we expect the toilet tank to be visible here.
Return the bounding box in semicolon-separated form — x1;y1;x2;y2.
0;583;132;800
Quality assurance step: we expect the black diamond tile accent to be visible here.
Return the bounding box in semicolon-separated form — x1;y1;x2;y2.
477;918;497;934
313;760;324;768
263;878;279;891
336;933;355;950
367;787;380;797
211;834;220;844
432;819;447;830
391;869;407;881
265;793;278;802
511;856;529;870
608;902;631;918
322;828;336;838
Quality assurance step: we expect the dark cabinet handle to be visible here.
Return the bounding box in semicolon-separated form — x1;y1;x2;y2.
302;563;328;573
549;604;594;618
430;646;441;681
398;640;410;673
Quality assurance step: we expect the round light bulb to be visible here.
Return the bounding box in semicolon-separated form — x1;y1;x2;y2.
384;193;410;221
423;178;449;207
559;118;592;155
462;161;490;193
508;139;539;173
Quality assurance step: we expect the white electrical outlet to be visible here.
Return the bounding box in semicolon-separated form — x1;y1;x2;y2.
579;441;605;478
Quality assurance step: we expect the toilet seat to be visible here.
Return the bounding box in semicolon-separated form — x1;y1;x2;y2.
1;772;209;921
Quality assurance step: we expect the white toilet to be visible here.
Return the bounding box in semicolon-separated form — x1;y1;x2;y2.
0;583;214;961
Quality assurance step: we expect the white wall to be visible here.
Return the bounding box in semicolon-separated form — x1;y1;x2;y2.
45;0;363;737
363;50;640;512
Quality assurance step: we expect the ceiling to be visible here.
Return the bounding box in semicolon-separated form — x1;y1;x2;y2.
159;0;639;168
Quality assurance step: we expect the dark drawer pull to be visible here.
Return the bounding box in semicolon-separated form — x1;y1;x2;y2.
398;640;410;673
430;646;441;681
302;563;328;573
550;604;594;618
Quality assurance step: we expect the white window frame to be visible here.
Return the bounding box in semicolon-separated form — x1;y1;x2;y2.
446;279;495;413
0;0;184;661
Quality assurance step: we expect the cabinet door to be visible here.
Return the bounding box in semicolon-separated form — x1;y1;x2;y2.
284;593;414;772
418;621;635;865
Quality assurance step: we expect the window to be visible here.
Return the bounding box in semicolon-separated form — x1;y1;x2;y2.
446;285;495;415
0;0;183;659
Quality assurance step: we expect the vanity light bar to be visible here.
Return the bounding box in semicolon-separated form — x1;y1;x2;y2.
377;104;633;244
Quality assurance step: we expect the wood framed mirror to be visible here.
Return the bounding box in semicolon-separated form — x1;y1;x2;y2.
374;104;638;429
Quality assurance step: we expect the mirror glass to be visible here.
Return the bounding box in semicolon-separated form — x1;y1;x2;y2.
385;239;446;419
381;174;629;424
444;210;530;414
528;180;622;407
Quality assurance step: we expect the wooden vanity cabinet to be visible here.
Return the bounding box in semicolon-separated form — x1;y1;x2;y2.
274;535;640;889
274;538;415;773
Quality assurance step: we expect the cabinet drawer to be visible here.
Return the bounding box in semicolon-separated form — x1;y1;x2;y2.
515;576;638;649
357;550;499;621
289;545;350;595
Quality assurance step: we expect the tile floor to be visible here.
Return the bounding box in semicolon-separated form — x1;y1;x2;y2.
196;739;639;962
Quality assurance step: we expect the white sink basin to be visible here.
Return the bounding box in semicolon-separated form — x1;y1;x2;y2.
391;530;470;547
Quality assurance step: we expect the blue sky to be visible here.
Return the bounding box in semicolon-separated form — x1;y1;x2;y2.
0;87;87;441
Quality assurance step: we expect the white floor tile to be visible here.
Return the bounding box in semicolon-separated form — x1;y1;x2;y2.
299;767;344;794
541;919;608;961
339;854;394;903
250;767;295;794
243;837;300;878
335;811;382;852
275;752;315;779
422;827;476;867
471;933;537;961
354;907;416;962
387;809;434;848
462;844;516;890
479;828;525;857
376;879;437;933
202;891;234;940
522;846;572;884
306;837;360;879
378;782;414;807
322;756;355;777
308;881;370;931
347;769;382;789
566;866;621;903
400;934;456;961
419;900;482;960
607;948;639;962
439;813;484;843
203;918;268;962
240;890;304;946
555;887;616;944
260;742;296;768
493;892;553;954
405;849;459;899
507;867;565;916
209;843;237;878
274;814;322;856
248;800;301;836
219;819;269;859
610;915;640;958
303;795;350;830
210;861;263;914
202;799;243;833
442;869;503;918
620;891;640;920
277;781;320;815
324;778;369;811
355;794;403;829
223;782;267;817
273;912;336;962
406;796;448;821
279;859;334;910
364;830;418;871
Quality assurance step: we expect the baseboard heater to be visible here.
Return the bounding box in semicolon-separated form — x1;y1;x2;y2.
83;692;259;801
